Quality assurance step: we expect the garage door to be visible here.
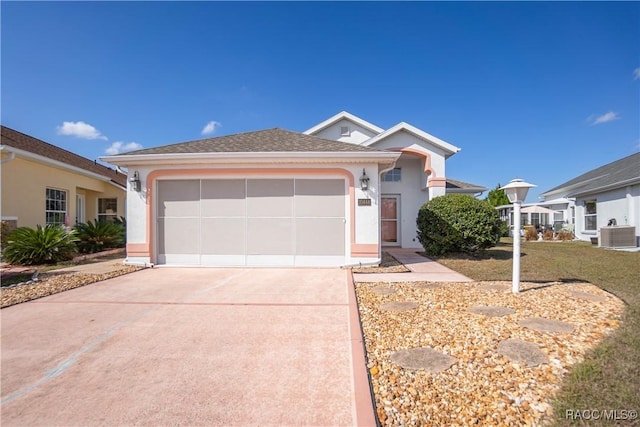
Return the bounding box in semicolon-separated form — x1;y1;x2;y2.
156;178;346;266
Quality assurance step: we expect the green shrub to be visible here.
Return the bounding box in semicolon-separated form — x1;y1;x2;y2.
3;225;79;265
416;194;502;256
75;220;125;253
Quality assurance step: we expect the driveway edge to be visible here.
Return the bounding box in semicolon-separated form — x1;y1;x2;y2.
347;270;378;427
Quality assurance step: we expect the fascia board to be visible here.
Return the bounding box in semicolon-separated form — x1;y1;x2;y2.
362;122;461;155
569;177;640;198
303;111;384;135
540;175;610;198
3;145;126;190
100;151;402;166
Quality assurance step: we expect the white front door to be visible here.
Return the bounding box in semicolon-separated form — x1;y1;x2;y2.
76;194;85;224
381;195;400;246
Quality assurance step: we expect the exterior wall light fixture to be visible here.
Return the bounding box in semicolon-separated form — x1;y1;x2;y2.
360;169;370;191
130;171;141;192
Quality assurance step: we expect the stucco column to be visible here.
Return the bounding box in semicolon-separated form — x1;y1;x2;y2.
428;177;447;199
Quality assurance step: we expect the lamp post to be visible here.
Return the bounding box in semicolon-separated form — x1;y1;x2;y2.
500;179;536;293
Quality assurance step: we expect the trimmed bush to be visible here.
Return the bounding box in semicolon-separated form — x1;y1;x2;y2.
3;225;79;265
75;220;125;253
417;194;502;256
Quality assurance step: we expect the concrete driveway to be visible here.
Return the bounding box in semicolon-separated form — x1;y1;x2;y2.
1;268;374;426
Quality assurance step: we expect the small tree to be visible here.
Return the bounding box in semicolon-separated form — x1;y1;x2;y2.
485;184;510;207
417;194;502;256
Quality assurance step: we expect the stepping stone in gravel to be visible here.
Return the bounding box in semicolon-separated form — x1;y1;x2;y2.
569;290;607;302
477;283;510;292
381;301;419;312
468;305;516;317
519;317;574;334
497;339;548;367
413;283;443;290
371;286;396;295
390;347;457;373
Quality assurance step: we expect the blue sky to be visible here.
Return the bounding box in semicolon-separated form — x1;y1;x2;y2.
2;1;638;201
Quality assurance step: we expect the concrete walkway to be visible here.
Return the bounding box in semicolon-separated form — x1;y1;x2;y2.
353;248;472;283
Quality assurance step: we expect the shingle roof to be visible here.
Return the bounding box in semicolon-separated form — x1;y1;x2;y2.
542;152;640;197
121;128;385;155
446;178;487;192
1;125;126;187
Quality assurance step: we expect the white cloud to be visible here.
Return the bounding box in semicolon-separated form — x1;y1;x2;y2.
201;120;222;135
57;121;108;140
588;111;620;126
105;141;143;155
634;68;640;80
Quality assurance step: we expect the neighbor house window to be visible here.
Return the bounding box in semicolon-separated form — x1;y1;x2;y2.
382;168;402;182
46;188;67;226
98;198;118;222
584;200;597;231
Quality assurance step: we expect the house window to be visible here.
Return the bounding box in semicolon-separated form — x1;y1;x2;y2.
46;188;67;226
584;200;597;231
340;126;350;136
98;198;118;222
382;168;402;182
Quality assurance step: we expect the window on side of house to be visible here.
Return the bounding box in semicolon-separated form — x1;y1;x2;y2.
382;168;402;182
98;198;118;222
46;188;67;226
584;200;597;231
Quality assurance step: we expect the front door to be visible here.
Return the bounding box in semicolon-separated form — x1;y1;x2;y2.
381;195;400;246
76;194;85;224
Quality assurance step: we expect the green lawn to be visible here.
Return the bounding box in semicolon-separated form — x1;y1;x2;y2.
433;239;640;426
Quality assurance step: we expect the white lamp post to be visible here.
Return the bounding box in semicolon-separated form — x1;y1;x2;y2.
500;179;536;293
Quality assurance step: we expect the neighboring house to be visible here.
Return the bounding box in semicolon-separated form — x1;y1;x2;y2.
103;112;486;267
1;126;127;230
540;152;640;245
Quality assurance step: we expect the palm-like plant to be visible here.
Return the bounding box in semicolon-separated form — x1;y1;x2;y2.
3;225;79;265
74;220;125;253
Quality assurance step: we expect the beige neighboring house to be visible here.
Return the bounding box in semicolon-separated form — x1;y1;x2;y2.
1;125;127;230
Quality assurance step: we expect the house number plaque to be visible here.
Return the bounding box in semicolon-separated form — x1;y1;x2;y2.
358;198;372;206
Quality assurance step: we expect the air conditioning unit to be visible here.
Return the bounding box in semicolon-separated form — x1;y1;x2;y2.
600;226;637;248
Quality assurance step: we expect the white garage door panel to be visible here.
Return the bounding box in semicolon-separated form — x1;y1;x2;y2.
296;218;345;255
247;218;294;255
247;179;294;217
201;179;246;217
295;179;345;218
156;178;346;266
157;218;200;265
157;180;200;217
201;218;245;255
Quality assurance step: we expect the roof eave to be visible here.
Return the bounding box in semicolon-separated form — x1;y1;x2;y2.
568;178;640;198
101;151;402;166
362;122;461;155
2;145;126;190
303;111;384;135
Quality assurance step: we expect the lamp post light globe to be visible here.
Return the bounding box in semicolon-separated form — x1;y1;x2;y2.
500;179;536;293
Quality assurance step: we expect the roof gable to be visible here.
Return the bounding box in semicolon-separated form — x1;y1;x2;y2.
542;152;640;197
120;128;385;155
362;122;461;157
304;111;384;136
1;125;126;188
